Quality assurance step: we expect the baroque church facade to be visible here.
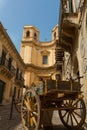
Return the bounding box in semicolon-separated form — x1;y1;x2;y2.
0;23;58;104
20;25;58;87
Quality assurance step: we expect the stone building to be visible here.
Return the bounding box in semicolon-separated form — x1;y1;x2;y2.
0;22;61;104
58;0;87;116
0;22;25;104
20;25;59;86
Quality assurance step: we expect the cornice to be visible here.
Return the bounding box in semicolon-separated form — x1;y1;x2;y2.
25;64;56;76
0;22;25;68
24;25;39;32
52;24;58;32
40;50;50;55
21;39;57;48
26;63;56;70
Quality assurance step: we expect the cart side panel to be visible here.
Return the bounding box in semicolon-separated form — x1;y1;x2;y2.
46;80;81;93
46;80;56;92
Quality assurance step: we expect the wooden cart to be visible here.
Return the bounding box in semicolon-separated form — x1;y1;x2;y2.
21;76;86;130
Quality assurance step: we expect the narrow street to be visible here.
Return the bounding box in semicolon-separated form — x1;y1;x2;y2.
0;105;86;130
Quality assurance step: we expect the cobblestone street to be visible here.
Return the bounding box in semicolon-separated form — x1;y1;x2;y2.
0;105;24;130
0;105;86;130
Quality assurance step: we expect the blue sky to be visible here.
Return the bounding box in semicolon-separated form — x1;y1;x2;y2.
0;0;60;52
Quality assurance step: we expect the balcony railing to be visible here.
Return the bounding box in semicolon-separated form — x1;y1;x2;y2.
62;0;84;14
0;57;25;85
15;74;24;86
0;57;16;75
58;0;85;53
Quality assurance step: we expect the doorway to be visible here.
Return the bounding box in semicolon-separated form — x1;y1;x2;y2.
0;80;5;103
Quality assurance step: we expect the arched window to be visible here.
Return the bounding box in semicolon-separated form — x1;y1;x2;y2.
26;31;30;37
34;32;37;39
54;32;56;39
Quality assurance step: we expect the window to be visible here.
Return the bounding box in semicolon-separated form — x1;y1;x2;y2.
54;32;56;39
34;32;37;39
17;89;20;99
16;68;19;79
20;72;22;80
8;57;12;70
26;31;30;37
69;0;73;12
0;80;5;103
43;55;48;64
1;49;7;65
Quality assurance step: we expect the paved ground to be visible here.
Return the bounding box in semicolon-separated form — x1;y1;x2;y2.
0;104;86;130
0;104;23;130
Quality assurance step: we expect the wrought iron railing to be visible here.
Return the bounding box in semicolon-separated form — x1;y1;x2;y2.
0;57;25;85
0;57;16;75
15;73;24;85
62;0;84;14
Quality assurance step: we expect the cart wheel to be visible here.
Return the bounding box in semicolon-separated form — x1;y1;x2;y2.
21;89;41;130
59;98;86;129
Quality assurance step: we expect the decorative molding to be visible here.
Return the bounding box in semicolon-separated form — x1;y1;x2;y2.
41;50;50;55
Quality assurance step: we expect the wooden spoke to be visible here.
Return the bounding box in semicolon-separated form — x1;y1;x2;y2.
70;113;73;126
73;111;82;118
62;111;68;118
72;99;81;107
22;108;28;112
66;100;69;106
72;112;78;125
66;113;69;124
16;102;21;106
21;89;40;130
31;116;37;126
69;100;73;106
33;103;38;108
24;99;32;111
31;111;38;117
59;98;86;129
75;107;83;109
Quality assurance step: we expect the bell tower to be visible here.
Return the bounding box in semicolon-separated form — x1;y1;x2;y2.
52;24;58;41
20;25;39;63
22;25;39;42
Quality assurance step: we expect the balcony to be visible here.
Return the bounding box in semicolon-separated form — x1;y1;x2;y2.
59;0;85;52
61;0;83;22
15;74;24;87
0;57;16;79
